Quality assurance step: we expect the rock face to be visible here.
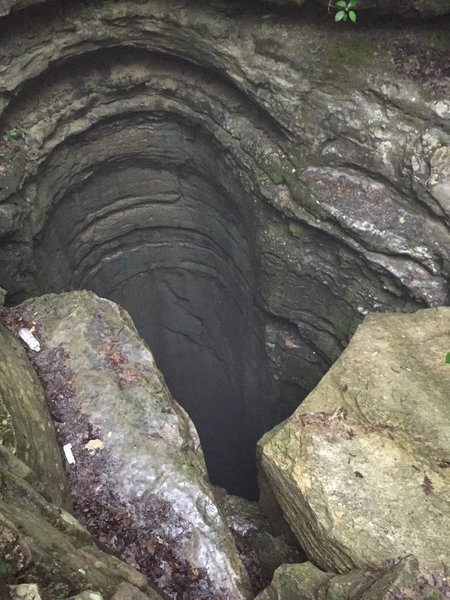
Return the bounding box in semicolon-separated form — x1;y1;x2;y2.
0;0;449;496
9;290;251;600
259;307;450;575
214;487;304;593
0;320;70;508
254;556;450;600
0;445;161;599
264;0;450;16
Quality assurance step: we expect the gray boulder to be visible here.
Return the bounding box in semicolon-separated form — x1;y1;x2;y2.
260;308;450;575
13;290;251;600
255;556;449;600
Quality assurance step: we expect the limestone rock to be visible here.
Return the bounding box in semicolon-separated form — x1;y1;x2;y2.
3;0;450;16
66;592;103;600
317;0;450;16
0;513;32;577
214;487;304;591
7;584;42;600
14;290;251;600
0;0;45;17
0;1;449;494
111;582;166;600
260;308;450;574
262;0;450;15
254;562;332;600
0;448;151;598
255;556;449;600
0;321;70;508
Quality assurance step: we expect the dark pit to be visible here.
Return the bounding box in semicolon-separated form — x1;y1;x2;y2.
32;110;275;498
1;9;447;501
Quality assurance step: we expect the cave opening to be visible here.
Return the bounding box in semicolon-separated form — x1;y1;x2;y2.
3;45;411;502
30;111;276;499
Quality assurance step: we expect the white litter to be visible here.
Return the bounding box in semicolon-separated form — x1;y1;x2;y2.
63;443;76;465
18;328;41;352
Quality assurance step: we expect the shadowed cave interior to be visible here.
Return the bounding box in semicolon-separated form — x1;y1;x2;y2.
31;110;275;499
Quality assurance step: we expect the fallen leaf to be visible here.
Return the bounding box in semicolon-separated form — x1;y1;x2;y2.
84;439;105;455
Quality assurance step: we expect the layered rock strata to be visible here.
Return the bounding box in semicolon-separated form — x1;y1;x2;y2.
0;445;163;600
259;307;450;575
0;0;449;494
0;320;70;508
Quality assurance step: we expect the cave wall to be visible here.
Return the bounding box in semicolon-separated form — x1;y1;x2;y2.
0;0;448;494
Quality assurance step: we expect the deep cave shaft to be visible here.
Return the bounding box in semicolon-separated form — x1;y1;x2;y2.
1;20;445;500
32;114;273;498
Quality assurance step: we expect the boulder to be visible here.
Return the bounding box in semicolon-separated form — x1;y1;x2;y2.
255;556;450;600
10;290;251;600
67;594;103;600
214;487;304;592
0;447;159;599
254;562;332;600
259;308;450;575
7;584;43;600
0;511;32;578
0;319;70;508
111;582;165;600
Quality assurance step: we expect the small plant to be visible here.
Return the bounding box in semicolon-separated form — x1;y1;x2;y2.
2;127;28;143
334;0;358;23
445;352;450;364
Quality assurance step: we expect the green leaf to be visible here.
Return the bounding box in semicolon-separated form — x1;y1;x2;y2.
348;10;357;22
446;352;450;364
335;10;346;21
336;1;347;7
347;0;358;7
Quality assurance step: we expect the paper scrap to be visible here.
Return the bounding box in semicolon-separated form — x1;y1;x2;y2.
63;443;75;465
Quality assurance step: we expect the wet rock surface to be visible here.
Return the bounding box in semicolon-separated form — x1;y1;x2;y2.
0;1;449;596
260;307;450;575
214;487;305;594
4;291;251;600
0;446;157;600
265;0;450;16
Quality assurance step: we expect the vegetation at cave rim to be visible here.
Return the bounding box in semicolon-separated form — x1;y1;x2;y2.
333;0;358;23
